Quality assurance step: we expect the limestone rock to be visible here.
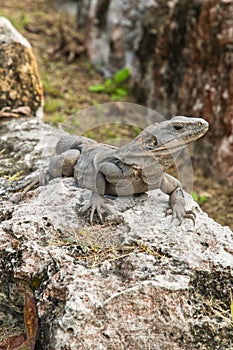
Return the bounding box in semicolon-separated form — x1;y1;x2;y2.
0;117;64;178
0;17;43;118
78;0;233;185
0;117;232;349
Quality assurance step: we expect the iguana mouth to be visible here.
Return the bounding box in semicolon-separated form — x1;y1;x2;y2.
170;126;208;147
182;120;209;141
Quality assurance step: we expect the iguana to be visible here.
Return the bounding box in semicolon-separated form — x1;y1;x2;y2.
17;116;209;224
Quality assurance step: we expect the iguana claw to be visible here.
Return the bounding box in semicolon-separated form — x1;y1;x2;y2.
81;192;110;224
12;170;51;201
164;186;196;225
166;207;196;225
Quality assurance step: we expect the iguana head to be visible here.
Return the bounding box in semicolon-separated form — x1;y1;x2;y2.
136;116;209;156
115;116;209;170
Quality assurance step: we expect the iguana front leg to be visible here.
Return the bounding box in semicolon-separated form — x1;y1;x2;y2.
80;163;107;224
160;173;195;224
81;162;124;224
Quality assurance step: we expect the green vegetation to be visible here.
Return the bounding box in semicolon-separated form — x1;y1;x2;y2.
192;191;208;204
19;12;30;29
131;125;142;136
0;11;30;30
42;77;63;98
84;122;142;144
44;98;63;113
85;125;119;141
89;68;130;100
8;170;24;181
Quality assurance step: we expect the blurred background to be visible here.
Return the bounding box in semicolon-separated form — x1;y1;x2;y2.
0;0;232;228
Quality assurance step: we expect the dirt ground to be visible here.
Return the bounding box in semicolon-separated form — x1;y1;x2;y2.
0;0;232;229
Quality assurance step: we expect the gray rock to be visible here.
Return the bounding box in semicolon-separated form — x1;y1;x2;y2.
0;117;232;349
0;17;30;47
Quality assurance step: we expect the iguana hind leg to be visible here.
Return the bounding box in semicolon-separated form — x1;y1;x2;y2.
15;149;80;200
48;149;80;178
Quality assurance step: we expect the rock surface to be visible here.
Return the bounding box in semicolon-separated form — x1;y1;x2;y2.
0;117;232;349
0;17;43;118
78;0;233;185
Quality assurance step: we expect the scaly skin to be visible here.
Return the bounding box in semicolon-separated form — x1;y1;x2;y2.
17;116;209;224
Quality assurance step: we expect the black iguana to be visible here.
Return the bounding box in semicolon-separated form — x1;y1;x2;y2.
17;116;209;224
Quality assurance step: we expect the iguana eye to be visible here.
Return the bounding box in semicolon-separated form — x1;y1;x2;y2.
173;124;183;131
